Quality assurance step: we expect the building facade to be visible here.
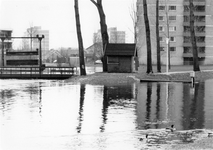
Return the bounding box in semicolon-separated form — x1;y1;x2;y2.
25;26;49;62
0;29;13;66
93;27;126;43
137;0;213;65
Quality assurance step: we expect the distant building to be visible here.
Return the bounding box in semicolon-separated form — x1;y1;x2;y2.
0;29;13;66
25;26;49;62
93;27;126;43
87;27;126;62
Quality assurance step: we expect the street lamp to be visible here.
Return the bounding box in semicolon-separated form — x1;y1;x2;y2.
36;34;45;75
166;38;170;74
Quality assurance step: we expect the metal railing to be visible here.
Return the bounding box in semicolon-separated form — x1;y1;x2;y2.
0;66;77;79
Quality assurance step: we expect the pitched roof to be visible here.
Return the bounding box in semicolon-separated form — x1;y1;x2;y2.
105;43;136;56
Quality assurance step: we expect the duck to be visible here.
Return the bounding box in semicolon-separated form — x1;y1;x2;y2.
208;133;213;137
139;134;149;142
166;124;176;132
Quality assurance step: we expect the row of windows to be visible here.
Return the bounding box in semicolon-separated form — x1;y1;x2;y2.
159;36;206;43
159;26;176;31
159;5;206;12
159;16;176;21
160;47;206;52
160;47;176;52
159;6;176;11
159;26;205;32
159;37;176;42
184;5;205;12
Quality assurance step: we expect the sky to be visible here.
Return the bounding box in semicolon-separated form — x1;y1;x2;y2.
0;0;136;49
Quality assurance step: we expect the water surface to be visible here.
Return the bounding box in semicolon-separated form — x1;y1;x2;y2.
0;79;213;149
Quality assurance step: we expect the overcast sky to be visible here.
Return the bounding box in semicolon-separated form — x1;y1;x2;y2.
0;0;136;49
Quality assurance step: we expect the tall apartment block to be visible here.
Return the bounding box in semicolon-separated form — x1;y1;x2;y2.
93;27;126;43
136;0;213;65
25;26;49;61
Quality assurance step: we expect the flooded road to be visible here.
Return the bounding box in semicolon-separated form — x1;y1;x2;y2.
0;79;213;149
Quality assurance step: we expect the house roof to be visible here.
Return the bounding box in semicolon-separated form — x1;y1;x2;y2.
105;43;136;56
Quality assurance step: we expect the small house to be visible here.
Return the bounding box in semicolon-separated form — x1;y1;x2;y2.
105;43;137;73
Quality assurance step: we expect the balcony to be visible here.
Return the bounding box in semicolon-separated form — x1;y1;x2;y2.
183;32;205;36
182;53;205;58
183;43;205;47
183;22;205;26
183;1;206;6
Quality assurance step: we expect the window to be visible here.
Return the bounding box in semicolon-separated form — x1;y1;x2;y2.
108;57;119;64
159;6;165;10
159;37;164;42
159;16;164;21
169;16;176;21
170;47;176;51
160;47;165;51
159;26;164;31
169;6;176;11
169;26;176;31
170;37;175;42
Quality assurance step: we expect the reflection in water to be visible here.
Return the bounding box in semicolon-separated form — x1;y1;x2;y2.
76;84;86;133
155;83;161;129
145;83;152;129
137;81;213;130
100;86;109;132
182;83;205;130
0;79;213;150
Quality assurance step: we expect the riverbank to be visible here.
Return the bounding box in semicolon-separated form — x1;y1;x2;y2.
68;70;213;85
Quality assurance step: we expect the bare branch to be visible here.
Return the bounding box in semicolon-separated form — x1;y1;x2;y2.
90;0;97;7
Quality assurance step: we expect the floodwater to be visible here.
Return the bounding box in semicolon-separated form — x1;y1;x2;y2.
0;79;213;150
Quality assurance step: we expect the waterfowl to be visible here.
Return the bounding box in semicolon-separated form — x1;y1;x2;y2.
208;133;213;137
139;134;149;142
166;125;176;132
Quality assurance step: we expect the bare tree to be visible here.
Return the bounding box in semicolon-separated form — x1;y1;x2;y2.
129;0;139;71
90;0;109;72
27;24;37;51
74;0;86;75
129;1;137;43
143;0;153;74
189;0;200;71
156;0;161;72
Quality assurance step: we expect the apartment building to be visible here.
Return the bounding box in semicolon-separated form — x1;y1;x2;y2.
25;26;49;62
93;27;126;43
136;0;213;65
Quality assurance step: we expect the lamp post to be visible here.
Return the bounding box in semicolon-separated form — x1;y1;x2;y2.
36;34;45;75
166;38;170;74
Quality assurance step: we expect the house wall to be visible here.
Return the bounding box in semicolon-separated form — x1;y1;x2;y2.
107;56;133;73
5;52;39;66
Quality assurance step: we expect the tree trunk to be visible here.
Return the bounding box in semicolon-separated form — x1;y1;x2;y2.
74;0;86;75
143;0;153;74
189;0;200;71
91;0;108;72
156;0;161;72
